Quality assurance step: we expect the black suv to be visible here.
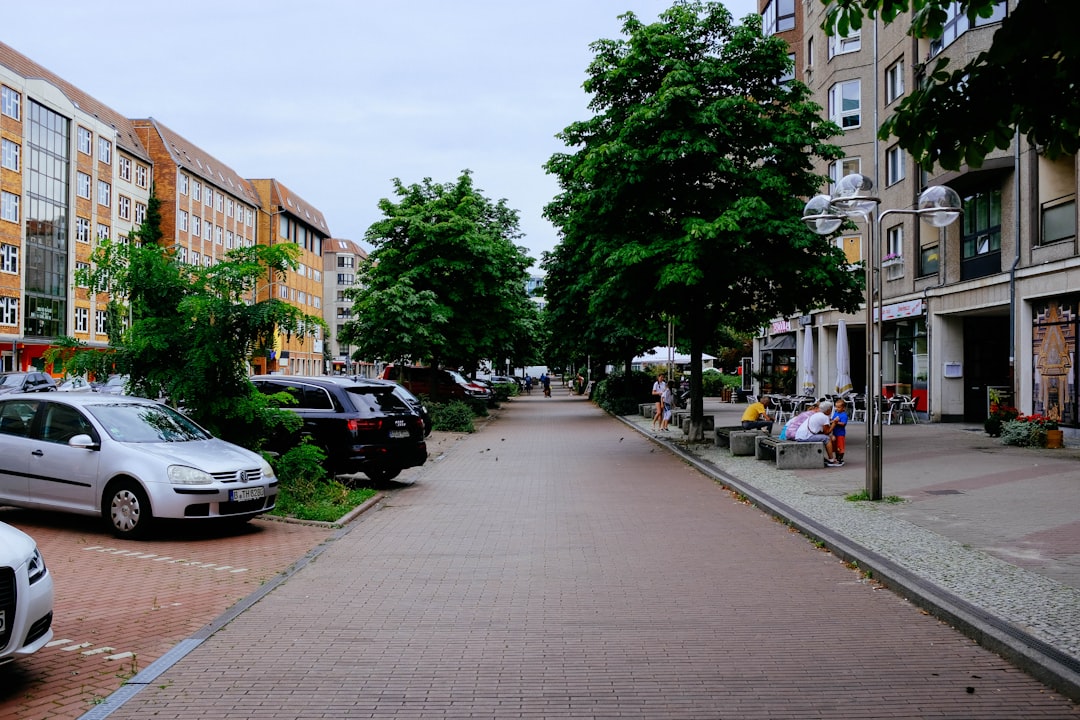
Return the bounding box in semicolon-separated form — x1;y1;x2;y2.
0;372;56;395
251;375;427;481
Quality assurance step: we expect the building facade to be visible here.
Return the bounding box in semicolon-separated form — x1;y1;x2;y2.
756;0;1077;431
322;237;372;376
0;41;153;372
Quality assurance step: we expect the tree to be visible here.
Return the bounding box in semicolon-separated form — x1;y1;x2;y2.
48;195;324;449
822;0;1080;170
341;171;537;383
545;0;863;440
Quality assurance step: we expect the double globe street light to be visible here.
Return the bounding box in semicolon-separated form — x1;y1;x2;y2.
802;174;961;500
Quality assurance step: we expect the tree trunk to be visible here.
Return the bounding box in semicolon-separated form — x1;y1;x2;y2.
687;307;706;443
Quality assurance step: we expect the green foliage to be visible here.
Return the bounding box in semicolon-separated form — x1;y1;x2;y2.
700;372;728;397
268;442;378;523
428;400;476;433
543;0;862;410
999;419;1048;448
47;193;324;451
822;0;1079;170
592;370;654;416
271;441;329;488
341;170;539;374
492;382;519;402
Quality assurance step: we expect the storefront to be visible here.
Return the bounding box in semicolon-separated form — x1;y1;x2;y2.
879;300;928;413
1032;297;1076;428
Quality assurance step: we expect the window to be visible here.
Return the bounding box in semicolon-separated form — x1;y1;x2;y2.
192;180;201;202
762;0;795;35
95;310;107;335
75;261;90;287
0;296;17;326
178;210;189;231
885;59;905;104
885;225;903;258
1041;196;1076;245
204;188;213;207
226;199;234;218
97;179;111;207
215;225;223;244
338;273;355;286
962;189;1002;258
179;173;189;195
1;244;18;274
829;157;861;188
930;1;1007;57
134;202;147;225
135;163;148;188
96;223;110;241
919;245;940;276
1;86;21;120
75;307;88;333
192;216;201;237
118;195;131;220
76;217;91;243
78;127;93;155
886;145;906;185
118;155;131;181
203;219;212;240
828;23;860;57
214;192;223;212
226;230;234;248
77;172;92;199
1;191;19;223
829;80;861;129
338;256;355;268
192;251;201;266
97;137;112;164
175;246;187;263
2;138;20;171
245;208;254;226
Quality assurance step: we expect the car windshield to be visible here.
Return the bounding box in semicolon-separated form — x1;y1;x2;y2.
445;370;470;384
345;387;411;413
1;374;27;388
87;402;211;443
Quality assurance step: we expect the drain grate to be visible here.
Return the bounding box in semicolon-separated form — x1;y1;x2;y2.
925;489;963;495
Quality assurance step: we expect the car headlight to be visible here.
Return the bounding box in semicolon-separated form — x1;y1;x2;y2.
28;548;48;585
167;465;214;485
259;457;277;481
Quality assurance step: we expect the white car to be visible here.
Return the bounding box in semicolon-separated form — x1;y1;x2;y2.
0;521;54;666
0;394;278;539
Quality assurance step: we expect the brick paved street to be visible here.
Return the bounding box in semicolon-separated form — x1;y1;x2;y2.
94;392;1078;719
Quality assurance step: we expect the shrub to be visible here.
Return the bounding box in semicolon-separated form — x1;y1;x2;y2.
429;400;476;432
999;418;1047;447
593;370;654;415
492;382;518;402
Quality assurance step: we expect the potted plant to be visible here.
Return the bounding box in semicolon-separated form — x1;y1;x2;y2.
984;400;1019;437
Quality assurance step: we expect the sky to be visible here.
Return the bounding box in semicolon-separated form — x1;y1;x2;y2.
3;0;758;268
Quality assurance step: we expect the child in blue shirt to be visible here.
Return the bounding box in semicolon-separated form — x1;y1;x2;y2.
831;399;849;464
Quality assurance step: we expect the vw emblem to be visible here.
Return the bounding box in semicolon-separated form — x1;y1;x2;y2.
239;470;250;483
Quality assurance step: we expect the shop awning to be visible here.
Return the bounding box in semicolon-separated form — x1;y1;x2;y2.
761;334;796;351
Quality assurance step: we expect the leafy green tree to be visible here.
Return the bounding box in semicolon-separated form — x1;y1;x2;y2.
48;197;323;449
822;0;1079;169
545;0;864;440
341;171;537;383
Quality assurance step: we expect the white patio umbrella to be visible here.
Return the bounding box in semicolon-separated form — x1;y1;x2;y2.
835;320;853;395
802;329;815;395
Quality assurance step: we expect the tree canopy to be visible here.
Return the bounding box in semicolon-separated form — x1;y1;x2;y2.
822;0;1080;170
340;171;539;375
543;0;863;434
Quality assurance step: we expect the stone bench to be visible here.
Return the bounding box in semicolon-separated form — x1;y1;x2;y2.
713;425;749;448
680;414;716;434
640;403;656;418
755;435;826;469
729;430;763;456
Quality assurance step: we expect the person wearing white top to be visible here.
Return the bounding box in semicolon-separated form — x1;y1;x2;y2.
794;399;842;466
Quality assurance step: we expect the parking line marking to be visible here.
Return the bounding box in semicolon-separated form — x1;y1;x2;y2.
81;547;248;572
106;652;135;661
46;639;73;647
62;642;93;651
82;647;116;656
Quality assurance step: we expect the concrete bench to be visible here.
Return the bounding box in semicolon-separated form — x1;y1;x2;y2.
680;414;716;434
728;430;763;456
755;435;826;469
713;425;748;448
640;403;656;418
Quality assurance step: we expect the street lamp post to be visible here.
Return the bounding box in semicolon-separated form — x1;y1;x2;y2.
803;174;961;500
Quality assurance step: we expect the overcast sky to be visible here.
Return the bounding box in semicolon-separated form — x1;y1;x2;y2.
4;0;758;267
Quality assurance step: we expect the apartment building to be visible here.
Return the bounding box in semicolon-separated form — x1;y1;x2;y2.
249;178;329;376
0;41;153;372
323;237;371;376
755;0;1077;430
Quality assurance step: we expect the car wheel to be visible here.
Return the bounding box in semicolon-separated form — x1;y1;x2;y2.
364;468;401;482
104;480;153;539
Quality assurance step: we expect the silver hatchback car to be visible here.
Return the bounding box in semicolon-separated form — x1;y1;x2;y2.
0;394;277;539
0;521;53;666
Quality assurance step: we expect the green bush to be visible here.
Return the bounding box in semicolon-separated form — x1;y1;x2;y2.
1000;419;1047;447
429;400;476;432
492;382;518;402
593;370;654;415
267;441;376;522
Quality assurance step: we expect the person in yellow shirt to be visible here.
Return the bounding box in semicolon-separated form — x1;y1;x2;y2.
741;397;774;435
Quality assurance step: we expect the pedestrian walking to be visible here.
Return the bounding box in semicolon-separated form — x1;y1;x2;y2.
651;373;667;429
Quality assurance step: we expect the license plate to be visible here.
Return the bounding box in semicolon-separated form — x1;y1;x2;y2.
230;486;265;502
389;429;411;439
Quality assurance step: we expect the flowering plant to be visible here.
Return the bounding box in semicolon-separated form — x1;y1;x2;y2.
882;252;902;262
984;401;1019;437
1022;414;1059;431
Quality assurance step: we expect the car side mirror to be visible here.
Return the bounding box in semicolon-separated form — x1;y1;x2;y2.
68;434;100;450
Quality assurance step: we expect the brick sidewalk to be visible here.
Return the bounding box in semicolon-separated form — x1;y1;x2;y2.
92;394;1078;718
